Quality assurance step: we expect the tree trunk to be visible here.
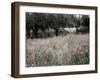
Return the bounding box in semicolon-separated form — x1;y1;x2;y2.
55;29;58;36
76;27;79;33
34;25;38;38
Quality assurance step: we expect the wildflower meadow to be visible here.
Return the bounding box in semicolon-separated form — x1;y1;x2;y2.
26;33;89;67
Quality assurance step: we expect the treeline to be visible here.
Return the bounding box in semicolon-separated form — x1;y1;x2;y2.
26;12;89;38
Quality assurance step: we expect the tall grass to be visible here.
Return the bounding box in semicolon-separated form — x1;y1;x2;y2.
26;34;89;67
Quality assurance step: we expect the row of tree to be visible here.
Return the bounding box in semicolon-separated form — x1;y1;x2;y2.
26;12;89;38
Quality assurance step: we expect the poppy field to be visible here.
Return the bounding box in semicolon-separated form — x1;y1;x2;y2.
26;33;89;67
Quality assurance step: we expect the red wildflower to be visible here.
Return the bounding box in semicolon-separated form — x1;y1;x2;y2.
75;47;80;55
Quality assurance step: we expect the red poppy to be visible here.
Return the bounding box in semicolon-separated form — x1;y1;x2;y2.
75;47;80;55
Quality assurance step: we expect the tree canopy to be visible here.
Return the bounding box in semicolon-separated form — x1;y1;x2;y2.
26;12;89;38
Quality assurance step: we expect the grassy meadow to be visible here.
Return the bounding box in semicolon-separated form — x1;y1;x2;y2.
26;33;89;67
